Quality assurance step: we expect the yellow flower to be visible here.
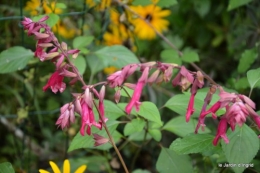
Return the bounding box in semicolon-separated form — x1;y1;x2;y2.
43;1;63;14
103;66;119;75
130;5;171;40
24;0;63;16
24;0;41;16
39;159;87;173
85;0;111;11
52;20;76;39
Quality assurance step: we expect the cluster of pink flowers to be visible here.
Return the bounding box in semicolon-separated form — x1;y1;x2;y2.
22;16;260;147
22;16;107;137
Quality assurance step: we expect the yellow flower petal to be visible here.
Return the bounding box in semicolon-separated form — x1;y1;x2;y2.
63;159;70;173
74;165;87;173
39;169;50;173
49;161;61;173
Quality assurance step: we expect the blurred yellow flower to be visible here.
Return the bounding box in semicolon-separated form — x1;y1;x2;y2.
86;0;111;11
43;1;63;14
130;5;171;40
52;20;76;39
39;159;87;173
103;66;119;75
24;0;63;15
24;0;41;16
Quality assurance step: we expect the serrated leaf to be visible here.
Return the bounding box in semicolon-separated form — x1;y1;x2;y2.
156;147;193;173
72;55;86;75
181;51;200;63
227;0;253;11
157;0;178;8
138;102;162;126
148;128;162;142
132;0;151;6
95;45;140;68
222;124;259;173
238;49;257;73
0;162;15;173
124;118;145;136
0;46;33;74
160;49;182;65
86;53;105;75
247;68;260;89
170;134;216;154
163;116;211;137
68;121;121;152
73;36;94;49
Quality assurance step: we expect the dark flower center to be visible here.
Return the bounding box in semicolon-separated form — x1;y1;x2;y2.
145;14;153;22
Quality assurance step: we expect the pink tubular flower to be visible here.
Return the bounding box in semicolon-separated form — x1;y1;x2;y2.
43;70;66;93
186;94;195;122
213;117;229;146
80;101;102;136
56;103;75;129
186;71;204;122
125;67;149;114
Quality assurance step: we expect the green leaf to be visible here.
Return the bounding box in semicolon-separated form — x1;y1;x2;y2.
0;46;33;74
104;100;125;120
68;121;121;152
124;118;145;136
160;49;182;65
164;94;204;117
170;134;216;154
247;68;260;89
72;55;86;75
156;147;193;173
55;2;67;9
0;162;15;173
95;45;140;68
115;87;134;97
234;77;250;90
181;51;200;63
222;124;259;173
227;0;253;11
32;14;59;27
133;169;151;173
132;0;151;6
194;0;211;18
163;116;211;137
238;49;258;73
157;0;178;8
148;128;162;142
138;102;163;126
73;36;94;49
86;53;105;75
128;130;152;141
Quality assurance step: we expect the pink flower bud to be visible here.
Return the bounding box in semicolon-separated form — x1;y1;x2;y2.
93;133;109;147
114;89;121;103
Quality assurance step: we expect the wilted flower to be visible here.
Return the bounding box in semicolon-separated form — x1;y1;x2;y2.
172;66;194;91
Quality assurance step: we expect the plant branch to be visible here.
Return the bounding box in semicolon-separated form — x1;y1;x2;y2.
116;0;218;86
93;101;129;173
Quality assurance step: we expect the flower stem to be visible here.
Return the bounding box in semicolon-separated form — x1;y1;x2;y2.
93;101;129;173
